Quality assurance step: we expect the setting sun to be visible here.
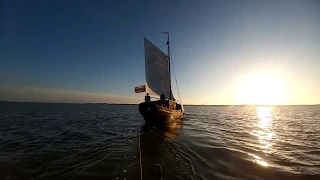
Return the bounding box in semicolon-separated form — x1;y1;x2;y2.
236;73;287;105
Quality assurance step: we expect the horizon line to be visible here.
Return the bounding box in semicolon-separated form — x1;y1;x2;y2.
1;100;319;106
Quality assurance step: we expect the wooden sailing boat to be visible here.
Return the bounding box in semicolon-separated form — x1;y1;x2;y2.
135;33;184;126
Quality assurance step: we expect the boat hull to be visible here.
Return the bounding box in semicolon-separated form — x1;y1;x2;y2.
139;101;183;126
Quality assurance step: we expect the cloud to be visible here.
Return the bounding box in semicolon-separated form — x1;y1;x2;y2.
0;85;141;104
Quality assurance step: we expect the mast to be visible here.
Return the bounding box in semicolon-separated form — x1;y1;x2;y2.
163;32;172;100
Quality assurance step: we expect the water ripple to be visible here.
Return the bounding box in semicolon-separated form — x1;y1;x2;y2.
0;103;320;179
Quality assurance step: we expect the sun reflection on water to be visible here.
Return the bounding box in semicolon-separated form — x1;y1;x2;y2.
248;153;269;166
257;107;275;153
249;106;276;167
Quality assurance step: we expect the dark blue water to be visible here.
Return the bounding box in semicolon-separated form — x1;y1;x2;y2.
0;102;319;180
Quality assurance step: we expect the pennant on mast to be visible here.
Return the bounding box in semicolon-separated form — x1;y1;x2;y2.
162;32;169;45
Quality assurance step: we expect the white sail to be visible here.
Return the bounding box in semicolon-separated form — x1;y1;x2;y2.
144;38;174;100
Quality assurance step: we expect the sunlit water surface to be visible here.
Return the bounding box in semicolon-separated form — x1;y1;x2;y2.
0;102;319;180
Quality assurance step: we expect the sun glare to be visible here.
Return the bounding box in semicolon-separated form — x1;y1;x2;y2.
236;73;286;105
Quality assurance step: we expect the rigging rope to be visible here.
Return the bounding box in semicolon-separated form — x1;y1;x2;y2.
170;54;182;105
137;123;163;180
138;122;143;180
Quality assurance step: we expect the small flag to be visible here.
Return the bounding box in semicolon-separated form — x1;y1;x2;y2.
166;40;169;45
134;85;146;93
162;32;169;34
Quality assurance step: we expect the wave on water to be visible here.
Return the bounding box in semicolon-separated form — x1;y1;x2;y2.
0;102;319;179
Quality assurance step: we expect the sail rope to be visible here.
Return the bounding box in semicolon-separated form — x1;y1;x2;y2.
170;54;182;104
138;122;143;180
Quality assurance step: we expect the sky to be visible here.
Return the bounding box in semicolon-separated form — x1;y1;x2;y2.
1;0;320;105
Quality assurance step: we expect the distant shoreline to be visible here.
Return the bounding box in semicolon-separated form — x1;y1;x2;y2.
0;101;137;105
0;101;319;106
